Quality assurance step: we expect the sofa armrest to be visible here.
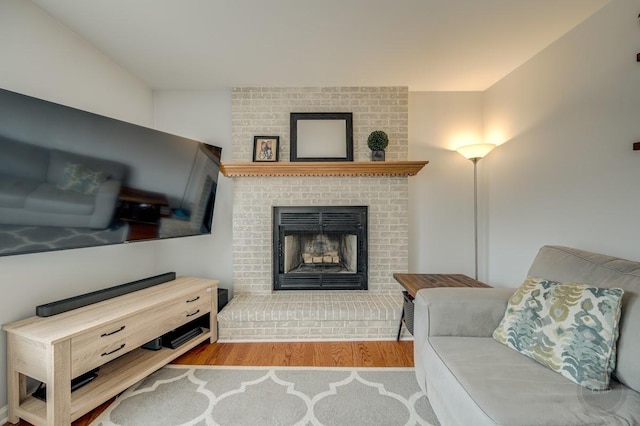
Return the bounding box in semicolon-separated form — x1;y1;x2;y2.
413;287;514;342
88;179;121;229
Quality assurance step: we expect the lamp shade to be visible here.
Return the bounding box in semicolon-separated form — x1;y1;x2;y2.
456;143;496;160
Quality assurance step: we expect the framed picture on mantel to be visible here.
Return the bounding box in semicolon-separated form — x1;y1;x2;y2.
290;112;353;162
253;136;279;162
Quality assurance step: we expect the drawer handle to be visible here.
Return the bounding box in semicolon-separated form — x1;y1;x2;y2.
101;343;125;357
101;326;125;337
186;296;201;303
186;309;200;317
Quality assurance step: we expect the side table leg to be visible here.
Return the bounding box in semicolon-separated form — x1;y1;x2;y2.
209;286;218;343
396;306;405;341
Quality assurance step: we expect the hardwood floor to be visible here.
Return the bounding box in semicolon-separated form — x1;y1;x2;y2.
5;340;413;426
173;341;414;368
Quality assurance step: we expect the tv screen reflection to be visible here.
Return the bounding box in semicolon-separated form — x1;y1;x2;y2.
0;88;222;256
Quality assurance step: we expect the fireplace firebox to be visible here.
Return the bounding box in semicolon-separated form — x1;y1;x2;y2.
273;206;368;290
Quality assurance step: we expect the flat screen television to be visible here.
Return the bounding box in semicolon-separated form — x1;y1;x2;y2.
0;88;222;256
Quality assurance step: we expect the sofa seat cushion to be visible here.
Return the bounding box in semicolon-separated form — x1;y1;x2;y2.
0;175;41;208
25;183;94;215
424;336;640;425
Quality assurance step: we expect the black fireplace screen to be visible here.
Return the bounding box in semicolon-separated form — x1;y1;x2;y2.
273;206;368;290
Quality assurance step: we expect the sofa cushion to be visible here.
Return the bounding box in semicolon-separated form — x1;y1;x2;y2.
25;184;94;215
528;246;640;394
423;336;640;425
47;150;126;185
0;175;40;208
493;276;623;390
56;162;108;195
0;137;49;181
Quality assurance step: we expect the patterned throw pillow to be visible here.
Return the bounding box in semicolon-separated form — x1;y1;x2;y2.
57;163;108;195
493;276;624;390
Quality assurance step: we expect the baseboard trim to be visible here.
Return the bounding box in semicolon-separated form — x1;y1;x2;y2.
217;336;414;343
1;404;8;425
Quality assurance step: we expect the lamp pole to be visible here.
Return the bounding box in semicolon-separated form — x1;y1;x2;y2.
472;157;479;280
455;143;496;281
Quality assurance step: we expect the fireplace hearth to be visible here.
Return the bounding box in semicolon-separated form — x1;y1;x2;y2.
273;206;368;290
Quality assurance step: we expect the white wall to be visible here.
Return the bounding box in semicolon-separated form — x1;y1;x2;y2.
0;0;156;410
408;92;484;276
153;90;234;292
483;0;640;287
0;0;153;126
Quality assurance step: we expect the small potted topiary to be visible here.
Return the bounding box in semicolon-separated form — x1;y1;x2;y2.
367;130;389;161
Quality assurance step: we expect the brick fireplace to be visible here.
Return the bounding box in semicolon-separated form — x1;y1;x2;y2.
217;86;416;341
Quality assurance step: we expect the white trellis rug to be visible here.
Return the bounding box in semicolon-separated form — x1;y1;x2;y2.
90;365;439;426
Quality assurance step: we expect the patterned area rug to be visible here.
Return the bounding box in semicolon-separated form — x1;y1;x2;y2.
90;365;440;426
0;223;128;255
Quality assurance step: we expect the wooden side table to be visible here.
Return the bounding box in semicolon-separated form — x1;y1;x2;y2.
393;273;491;340
117;186;171;240
118;186;170;225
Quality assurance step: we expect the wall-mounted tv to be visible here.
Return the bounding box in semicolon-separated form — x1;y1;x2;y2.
0;88;222;257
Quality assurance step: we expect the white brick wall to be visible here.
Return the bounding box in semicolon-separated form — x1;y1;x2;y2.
232;176;408;294
217;292;410;341
230;86;410;296
232;87;408;162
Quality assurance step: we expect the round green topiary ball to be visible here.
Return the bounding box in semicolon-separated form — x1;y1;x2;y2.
367;130;389;151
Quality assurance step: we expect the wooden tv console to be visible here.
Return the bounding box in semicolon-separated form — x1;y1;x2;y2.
3;276;218;425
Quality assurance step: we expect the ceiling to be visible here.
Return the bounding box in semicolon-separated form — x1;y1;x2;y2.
31;0;609;91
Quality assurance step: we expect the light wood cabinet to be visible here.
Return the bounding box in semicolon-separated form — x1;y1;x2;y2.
3;276;218;425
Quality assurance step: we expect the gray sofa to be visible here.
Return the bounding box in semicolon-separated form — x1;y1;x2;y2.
414;245;640;425
0;136;126;229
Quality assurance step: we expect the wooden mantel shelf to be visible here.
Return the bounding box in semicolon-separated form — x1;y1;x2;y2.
220;161;428;177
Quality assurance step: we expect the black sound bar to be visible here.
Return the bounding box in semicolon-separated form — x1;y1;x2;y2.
35;272;176;317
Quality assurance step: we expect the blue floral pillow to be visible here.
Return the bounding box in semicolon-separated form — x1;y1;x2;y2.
57;163;107;195
493;276;624;390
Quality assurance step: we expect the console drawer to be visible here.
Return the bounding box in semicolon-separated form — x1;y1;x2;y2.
71;317;137;377
158;287;211;333
71;287;211;376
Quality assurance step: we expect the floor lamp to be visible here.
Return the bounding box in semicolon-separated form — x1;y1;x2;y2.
456;143;496;280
